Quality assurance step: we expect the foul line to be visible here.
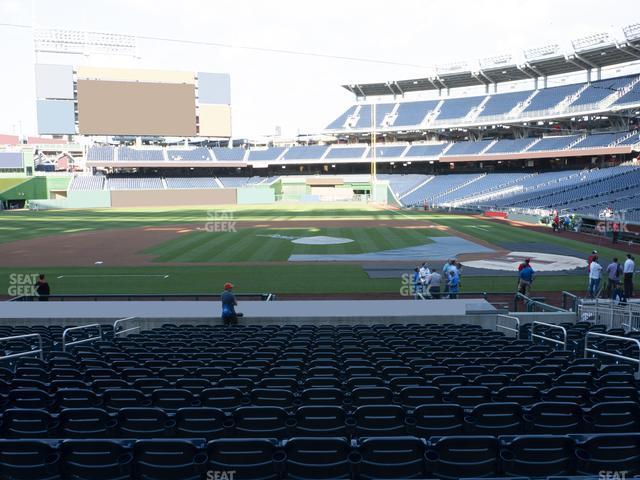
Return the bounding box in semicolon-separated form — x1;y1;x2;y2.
57;274;170;279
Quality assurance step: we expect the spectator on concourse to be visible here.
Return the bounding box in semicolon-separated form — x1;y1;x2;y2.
221;282;243;325
624;254;635;299
588;255;603;299
518;261;534;296
34;274;50;301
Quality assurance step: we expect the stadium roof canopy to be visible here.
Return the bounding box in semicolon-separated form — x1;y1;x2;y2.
344;23;640;97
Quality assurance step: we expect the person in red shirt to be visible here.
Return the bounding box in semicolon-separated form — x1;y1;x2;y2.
587;250;598;273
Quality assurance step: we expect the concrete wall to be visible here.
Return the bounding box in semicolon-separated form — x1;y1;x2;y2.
110;188;236;207
236;187;275;204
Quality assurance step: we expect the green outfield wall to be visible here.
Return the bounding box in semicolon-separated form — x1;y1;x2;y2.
236;187;275;204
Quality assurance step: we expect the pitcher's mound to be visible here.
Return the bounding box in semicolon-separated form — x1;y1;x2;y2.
291;236;354;245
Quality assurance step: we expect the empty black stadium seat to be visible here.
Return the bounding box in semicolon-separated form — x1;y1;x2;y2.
58;407;118;438
231;406;291;439
582;401;640;433
61;439;133;480
500;435;575;477
425;436;498;479
574;433;640;475
134;439;207;480
285;437;351;479
356;436;425;479
208;438;280;480
117;407;173;438
293;406;347;437
466;402;523;435
523;402;582;434
412;404;465;436
0;439;61;480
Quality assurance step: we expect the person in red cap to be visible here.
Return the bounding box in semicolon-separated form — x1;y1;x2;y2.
221;282;242;325
518;258;531;272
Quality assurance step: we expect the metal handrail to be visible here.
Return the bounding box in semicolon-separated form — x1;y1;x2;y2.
62;324;103;352
0;333;44;361
532;321;567;350
113;316;139;337
585;331;640;377
496;314;520;338
7;292;275;302
561;291;580;312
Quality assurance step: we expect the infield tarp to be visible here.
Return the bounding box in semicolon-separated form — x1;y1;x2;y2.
288;236;494;262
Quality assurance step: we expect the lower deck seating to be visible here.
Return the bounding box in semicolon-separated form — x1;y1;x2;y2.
1;322;639;478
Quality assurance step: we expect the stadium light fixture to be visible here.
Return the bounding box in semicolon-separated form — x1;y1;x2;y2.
623;23;640;41
479;54;512;69
34;28;137;57
571;32;612;52
523;43;561;61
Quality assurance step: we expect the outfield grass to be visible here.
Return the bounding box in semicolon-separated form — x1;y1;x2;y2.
0;205;616;296
0;204;435;244
146;227;445;262
0;265;589;297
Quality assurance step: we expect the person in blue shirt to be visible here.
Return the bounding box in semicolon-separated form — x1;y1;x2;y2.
518;261;535;296
412;267;422;299
221;282;243;325
448;268;460;299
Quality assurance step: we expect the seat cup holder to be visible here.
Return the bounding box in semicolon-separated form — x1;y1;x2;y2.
424;450;439;463
165;419;177;428
499;449;514;462
118;452;133;466
574;448;591;462
193;453;208;465
106;419;118;429
223;419;235;429
45;453;60;465
273;450;287;474
285;418;297;428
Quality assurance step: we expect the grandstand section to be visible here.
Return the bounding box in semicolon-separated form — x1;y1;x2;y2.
328;74;640;134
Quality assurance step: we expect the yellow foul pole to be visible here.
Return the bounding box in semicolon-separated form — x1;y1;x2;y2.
370;103;377;199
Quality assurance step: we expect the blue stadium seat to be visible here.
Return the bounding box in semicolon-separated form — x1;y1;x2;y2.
208;438;281;480
61;439;133;480
231;406;291;439
200;387;245;410
294;406;348;437
582;402;640;433
285;437;351;479
174;407;226;440
574;433;640;475
523;402;582;434
58;407;118;438
412;404;465;436
0;439;61;480
425;436;498;479
466;402;523;435
151;388;196;412
117;407;174;438
500;435;575;477
134;439;207;480
356;436;425;479
0;409;54;437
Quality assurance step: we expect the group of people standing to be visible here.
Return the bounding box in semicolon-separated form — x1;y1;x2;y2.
587;250;635;301
412;259;462;299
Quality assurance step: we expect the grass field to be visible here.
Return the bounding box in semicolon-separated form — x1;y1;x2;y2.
0;203;621;296
146;227;445;262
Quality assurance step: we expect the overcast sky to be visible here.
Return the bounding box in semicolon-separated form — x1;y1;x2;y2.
0;0;636;138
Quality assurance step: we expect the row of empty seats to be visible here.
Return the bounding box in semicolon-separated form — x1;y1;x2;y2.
1;322;640;479
327;74;640;130
2;434;638;479
84;130;640;166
